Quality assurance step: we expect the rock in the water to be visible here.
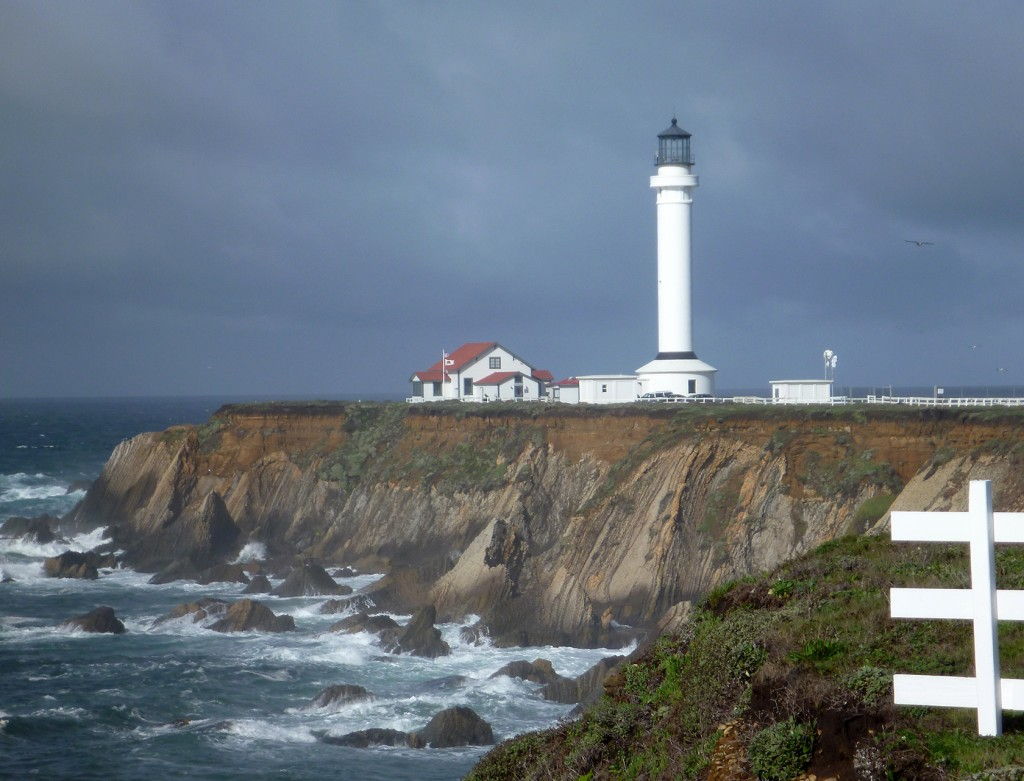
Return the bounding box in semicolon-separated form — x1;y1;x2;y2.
242;574;272;594
125;489;240;575
379;605;450;658
310;684;373;708
66;480;93;494
329;612;399;634
541;654;626;705
154;598;229;626
63;606;126;634
209;599;295;633
317;728;424;749
196;563;250;585
489;658;566;686
1;514;58;544
319;595;374;615
330;566;357;578
414;706;494;748
409;675;467;694
148;561;194;585
459;620;489;646
44;551;102;579
271;563;351;597
0;568;13;583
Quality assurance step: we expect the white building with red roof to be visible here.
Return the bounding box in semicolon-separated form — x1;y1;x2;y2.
549;377;580;404
408;342;553;402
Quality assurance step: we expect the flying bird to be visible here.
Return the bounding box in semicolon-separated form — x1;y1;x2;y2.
904;239;934;247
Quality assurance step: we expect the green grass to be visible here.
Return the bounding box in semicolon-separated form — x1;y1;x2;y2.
315;404;408;491
469;534;1024;779
853;492;897;525
404;426;544;495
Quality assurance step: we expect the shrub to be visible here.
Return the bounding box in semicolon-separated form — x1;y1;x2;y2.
843;665;892;708
787;638;845;666
747;718;815;781
853;492;896;526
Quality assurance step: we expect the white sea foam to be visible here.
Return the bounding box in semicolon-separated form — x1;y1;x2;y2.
29;705;88;720
0;526;112;562
233;541;268;563
0;471;71;503
225;718;317;744
0;484;68;501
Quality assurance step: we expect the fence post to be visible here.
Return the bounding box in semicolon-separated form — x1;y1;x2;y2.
970;480;1002;736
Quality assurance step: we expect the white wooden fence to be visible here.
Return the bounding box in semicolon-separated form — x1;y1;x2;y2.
891;480;1024;736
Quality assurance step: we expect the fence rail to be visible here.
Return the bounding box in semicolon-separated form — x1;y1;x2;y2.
406;394;1024;407
890;481;1024;736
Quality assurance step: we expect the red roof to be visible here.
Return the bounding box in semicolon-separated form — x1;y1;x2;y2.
425;342;497;373
475;371;524;385
412;342;499;382
552;377;579;387
412;369;447;382
532;369;553;382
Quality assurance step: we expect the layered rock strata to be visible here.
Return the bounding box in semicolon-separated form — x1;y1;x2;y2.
64;403;1024;647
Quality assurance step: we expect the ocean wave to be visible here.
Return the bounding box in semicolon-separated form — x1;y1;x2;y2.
224;718;317;744
0;484;69;502
0;526;111;562
232;541;267;563
0;471;70;501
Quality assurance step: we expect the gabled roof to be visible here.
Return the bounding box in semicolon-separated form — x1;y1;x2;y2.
476;371;526;386
424;342;498;374
552;377;579;387
412;341;554;385
411;369;448;383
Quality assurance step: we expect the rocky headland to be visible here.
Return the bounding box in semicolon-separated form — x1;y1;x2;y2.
60;402;1024;649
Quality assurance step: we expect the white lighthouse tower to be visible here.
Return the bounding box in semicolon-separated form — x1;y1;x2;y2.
636;118;716;396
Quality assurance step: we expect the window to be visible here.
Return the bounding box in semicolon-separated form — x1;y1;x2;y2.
412;380;423;397
688;379;696;394
463;378;473;396
601;384;608;393
431;381;442;396
489;356;501;369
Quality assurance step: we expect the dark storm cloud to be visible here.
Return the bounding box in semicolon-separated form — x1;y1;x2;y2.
1;1;1022;396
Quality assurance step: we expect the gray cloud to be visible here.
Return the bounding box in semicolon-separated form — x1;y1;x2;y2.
2;1;1022;397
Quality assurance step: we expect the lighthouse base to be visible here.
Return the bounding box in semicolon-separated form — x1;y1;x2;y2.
636;356;717;397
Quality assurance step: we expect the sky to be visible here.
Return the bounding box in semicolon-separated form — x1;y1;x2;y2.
2;1;1022;397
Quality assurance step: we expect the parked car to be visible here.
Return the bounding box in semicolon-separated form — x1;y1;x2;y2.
688;393;714;402
638;391;685;402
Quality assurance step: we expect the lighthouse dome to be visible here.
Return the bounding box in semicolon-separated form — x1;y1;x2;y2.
656;118;692;166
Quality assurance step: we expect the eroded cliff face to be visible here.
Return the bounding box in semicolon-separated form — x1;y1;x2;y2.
65;403;1024;646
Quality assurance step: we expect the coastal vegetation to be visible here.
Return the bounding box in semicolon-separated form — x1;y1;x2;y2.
469;533;1024;779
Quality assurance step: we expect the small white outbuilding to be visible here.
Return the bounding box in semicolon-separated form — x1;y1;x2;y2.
769;379;834;404
576;375;641;404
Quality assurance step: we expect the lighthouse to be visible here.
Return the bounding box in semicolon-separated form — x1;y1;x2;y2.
636;118;717;396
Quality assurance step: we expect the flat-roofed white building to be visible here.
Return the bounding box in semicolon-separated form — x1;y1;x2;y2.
769;379;834;403
577;375;641;404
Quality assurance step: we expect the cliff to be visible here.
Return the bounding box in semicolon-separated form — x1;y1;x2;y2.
65;402;1024;647
468;532;1024;779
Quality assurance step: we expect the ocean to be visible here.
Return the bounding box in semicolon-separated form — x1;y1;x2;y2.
0;398;617;780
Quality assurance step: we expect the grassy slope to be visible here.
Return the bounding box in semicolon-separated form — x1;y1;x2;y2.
469;534;1024;780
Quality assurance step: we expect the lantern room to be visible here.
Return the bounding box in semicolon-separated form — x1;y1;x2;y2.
656;117;692;166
